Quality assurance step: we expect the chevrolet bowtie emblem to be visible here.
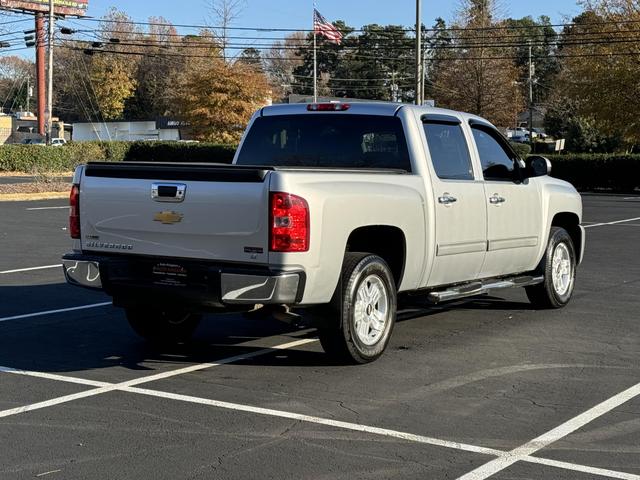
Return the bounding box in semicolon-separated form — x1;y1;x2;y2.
154;211;183;224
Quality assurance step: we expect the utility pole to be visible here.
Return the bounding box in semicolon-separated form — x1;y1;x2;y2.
26;76;31;112
46;0;55;144
415;0;422;105
35;13;46;136
528;43;534;148
421;26;427;106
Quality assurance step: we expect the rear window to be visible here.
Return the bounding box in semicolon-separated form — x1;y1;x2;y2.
236;114;412;171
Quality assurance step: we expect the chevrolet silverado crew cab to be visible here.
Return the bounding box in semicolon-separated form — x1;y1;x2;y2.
63;102;585;364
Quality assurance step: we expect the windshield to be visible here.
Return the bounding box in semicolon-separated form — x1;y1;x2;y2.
236;114;412;171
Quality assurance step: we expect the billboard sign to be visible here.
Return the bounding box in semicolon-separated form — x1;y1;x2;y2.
0;0;88;16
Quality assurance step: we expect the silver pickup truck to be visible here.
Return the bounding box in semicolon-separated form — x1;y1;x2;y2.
63;102;585;363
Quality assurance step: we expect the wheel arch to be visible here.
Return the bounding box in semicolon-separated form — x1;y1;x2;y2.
551;212;584;264
345;225;407;289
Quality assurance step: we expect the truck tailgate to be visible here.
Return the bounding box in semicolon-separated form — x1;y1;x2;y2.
79;162;271;264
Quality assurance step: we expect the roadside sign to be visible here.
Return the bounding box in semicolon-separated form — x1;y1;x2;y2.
0;0;88;17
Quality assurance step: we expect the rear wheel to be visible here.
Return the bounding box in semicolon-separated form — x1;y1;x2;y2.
318;253;397;364
125;308;202;343
526;227;577;309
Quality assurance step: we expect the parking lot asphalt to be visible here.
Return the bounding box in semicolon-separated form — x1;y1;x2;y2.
0;195;639;479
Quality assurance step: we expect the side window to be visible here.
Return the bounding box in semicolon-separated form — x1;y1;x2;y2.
471;127;518;181
423;122;474;181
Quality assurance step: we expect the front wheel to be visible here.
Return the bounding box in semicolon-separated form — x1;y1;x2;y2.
125;308;202;344
318;253;397;364
526;227;577;309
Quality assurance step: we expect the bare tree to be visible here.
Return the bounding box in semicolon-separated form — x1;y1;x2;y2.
206;0;246;60
264;32;305;99
431;0;523;126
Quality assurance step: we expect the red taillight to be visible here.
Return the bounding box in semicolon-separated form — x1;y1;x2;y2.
270;192;309;252
69;184;80;239
307;103;350;112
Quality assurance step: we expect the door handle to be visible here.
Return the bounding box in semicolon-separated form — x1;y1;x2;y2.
489;194;506;205
438;194;458;205
151;183;187;203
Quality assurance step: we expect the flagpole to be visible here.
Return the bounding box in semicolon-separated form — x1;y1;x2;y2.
313;2;318;102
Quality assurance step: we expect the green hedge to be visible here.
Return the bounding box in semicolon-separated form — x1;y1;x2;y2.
510;142;532;157
0;141;237;173
123;142;237;164
0;141;127;172
545;154;640;193
2;141;638;193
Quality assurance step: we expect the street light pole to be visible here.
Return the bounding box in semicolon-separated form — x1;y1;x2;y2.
35;13;46;136
46;0;54;144
415;0;422;105
26;76;30;112
528;42;534;148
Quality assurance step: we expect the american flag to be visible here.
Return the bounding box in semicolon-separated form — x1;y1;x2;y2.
314;9;343;45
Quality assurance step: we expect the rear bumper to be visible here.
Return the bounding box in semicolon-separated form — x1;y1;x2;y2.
62;253;304;307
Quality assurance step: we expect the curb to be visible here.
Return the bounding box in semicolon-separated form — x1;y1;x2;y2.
0;192;68;202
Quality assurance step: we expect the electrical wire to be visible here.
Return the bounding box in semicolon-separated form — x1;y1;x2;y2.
8;75;26;112
58;42;640;63
77;45;112;140
59;34;640;52
70;14;640;34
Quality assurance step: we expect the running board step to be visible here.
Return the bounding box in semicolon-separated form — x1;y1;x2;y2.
427;275;544;304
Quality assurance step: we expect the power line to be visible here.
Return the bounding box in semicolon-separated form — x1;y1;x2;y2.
65;35;640;51
69;14;640;34
58;34;640;63
58;42;640;63
0;46;32;54
57;22;640;54
8;75;26;112
63;23;640;45
75;43;112;140
0;18;32;26
57;57;102;135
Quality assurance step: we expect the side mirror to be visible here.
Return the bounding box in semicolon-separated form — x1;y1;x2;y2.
525;155;552;178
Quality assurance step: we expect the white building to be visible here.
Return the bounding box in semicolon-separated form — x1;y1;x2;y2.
72;120;181;142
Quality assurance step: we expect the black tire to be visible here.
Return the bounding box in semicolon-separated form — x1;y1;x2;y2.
125;308;202;344
318;253;397;364
526;227;577;309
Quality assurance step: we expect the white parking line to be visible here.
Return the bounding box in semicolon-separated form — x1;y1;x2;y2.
124;386;640;480
0;366;109;388
0;302;112;323
1;363;638;479
124;385;505;457
0;264;62;274
526;456;640;480
26;206;69;211
584;217;640;228
0;263;62;275
457;381;640;480
0;337;317;420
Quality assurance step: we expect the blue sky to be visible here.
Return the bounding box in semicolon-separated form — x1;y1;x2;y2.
84;0;583;31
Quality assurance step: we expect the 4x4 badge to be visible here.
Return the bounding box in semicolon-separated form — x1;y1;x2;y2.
153;211;183;225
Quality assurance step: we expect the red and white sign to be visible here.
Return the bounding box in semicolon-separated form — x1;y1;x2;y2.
0;0;88;17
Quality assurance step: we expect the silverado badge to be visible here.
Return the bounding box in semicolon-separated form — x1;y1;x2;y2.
154;211;183;225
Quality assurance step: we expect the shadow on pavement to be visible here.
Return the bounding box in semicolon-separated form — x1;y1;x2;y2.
0;283;534;373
